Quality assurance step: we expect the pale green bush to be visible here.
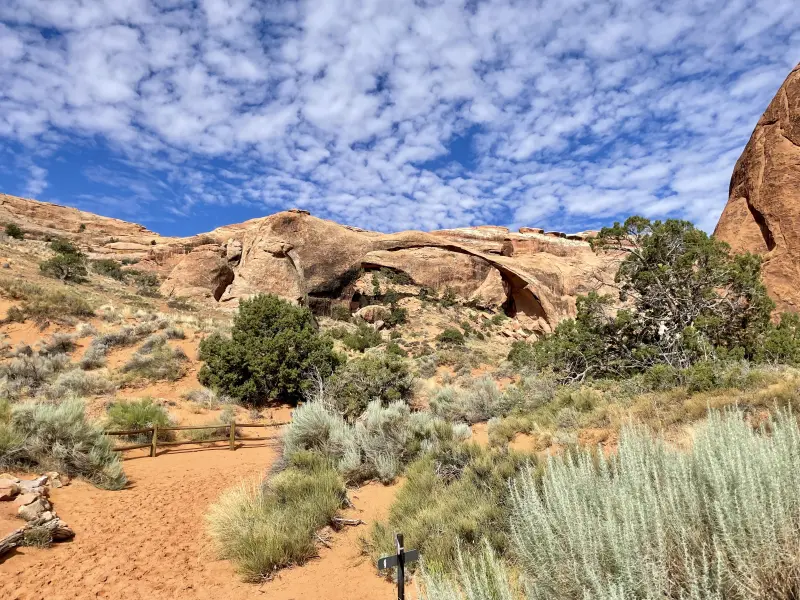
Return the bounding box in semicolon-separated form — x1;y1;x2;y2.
284;399;470;484
509;409;800;600
79;343;107;370
43;368;115;399
429;377;507;424
283;400;356;468
4;399;126;489
0;352;70;399
419;543;517;600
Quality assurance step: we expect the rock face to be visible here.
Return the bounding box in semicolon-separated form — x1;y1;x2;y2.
159;244;234;301
204;211;617;334
1;193;619;334
714;63;800;311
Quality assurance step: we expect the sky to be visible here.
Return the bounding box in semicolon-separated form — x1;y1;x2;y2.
0;1;798;237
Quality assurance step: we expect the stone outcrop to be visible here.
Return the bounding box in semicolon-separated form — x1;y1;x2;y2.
714;63;800;311
1;193;618;334
159;244;234;301
205;211;617;334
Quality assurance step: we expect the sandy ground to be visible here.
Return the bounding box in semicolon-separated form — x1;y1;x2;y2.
0;443;401;600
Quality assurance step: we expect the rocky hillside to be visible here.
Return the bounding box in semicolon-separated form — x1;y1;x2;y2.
715;62;800;312
0;194;618;337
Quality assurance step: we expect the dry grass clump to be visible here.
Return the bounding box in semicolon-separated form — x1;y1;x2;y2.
43;369;115;400
370;444;532;575
79;343;107;370
184;405;240;442
0;352;71;400
121;337;187;382
206;452;345;581
0;279;94;324
39;333;77;356
183;387;232;410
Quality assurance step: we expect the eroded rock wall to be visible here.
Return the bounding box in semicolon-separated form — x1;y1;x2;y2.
714;63;800;312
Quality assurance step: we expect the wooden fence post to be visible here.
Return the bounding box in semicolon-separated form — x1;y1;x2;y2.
151;424;158;457
229;422;235;451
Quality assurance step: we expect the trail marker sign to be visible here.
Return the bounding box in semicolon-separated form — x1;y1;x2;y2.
377;533;419;600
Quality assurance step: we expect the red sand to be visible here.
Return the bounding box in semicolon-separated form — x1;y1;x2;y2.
0;445;401;600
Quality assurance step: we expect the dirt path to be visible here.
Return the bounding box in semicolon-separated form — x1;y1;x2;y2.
0;444;399;600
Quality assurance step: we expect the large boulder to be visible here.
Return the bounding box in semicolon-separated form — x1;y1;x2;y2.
159;244;234;301
714;63;800;311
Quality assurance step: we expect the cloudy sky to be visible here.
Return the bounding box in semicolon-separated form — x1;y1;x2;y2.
0;0;798;236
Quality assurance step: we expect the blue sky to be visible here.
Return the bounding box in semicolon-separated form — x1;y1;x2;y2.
0;1;798;237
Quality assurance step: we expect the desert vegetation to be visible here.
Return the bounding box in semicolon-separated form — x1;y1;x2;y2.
0;398;126;489
419;409;800;600
198;294;341;405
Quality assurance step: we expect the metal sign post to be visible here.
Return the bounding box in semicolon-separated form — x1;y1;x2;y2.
377;532;419;600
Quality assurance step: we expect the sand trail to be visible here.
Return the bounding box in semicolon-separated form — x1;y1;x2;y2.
0;444;399;600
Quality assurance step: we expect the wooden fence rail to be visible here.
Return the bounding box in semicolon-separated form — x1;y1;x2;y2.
105;422;287;457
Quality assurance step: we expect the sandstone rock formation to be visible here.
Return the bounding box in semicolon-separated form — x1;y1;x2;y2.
1;193;618;335
714;62;800;312
159;244;234;301
202;211;616;335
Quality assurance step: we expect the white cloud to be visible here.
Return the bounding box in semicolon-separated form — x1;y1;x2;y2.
0;0;798;233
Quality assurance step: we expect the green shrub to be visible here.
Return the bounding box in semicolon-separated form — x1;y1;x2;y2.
40;252;88;282
758;312;800;364
533;217;775;382
4;399;126;489
5;305;25;323
128;270;161;297
437;328;465;347
440;287;457;308
199;295;341;405
506;409;800;600
507;340;535;370
380;268;413;285
330;304;352;322
325;353;414;421
386;305;408;327
386;341;408;357
341;322;383;352
49;238;81;255
4;223;24;239
206;453;345;580
20;290;94;323
106;398;173;441
91;259;126;280
371;445;530;574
